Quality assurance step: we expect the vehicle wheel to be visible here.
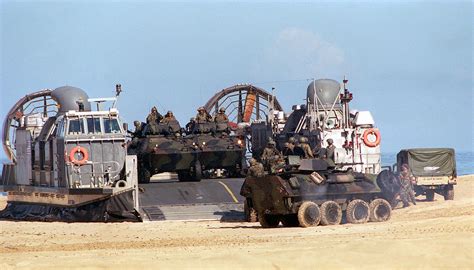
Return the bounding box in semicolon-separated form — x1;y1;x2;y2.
369;199;392;222
280;214;299;227
297;201;321;228
346;199;369;224
191;160;202;182
244;199;258;222
444;185;454;200
425;190;435;201
376;170;400;196
138;167;151;184
259;213;280;228
320;201;342;226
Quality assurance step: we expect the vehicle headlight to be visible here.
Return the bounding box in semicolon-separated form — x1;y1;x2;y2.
237;139;242;145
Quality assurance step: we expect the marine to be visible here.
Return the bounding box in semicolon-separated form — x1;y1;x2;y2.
296;137;313;159
195;107;212;123
129;120;145;137
282;137;296;156
185;117;196;134
162;111;176;124
214;107;229;123
325;138;336;167
146;106;163;125
398;164;417;207
248;158;265;177
261;140;281;170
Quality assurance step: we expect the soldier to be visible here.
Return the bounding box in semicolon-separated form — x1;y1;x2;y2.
261;140;281;169
214;107;229;123
398;164;417;207
146;106;163;125
129;120;144;137
283;137;296;156
297;137;314;159
195;107;212;123
248;158;265;177
185;117;196;134
325;138;336;167
162;111;176;123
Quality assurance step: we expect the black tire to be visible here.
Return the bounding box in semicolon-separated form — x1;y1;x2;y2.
280;214;300;227
346;199;369;224
320;201;342;226
259;213;280;228
369;199;392;222
425;190;435;201
244;199;258;222
444;185;454;200
297;201;321;228
138;167;151;184
191;160;202;182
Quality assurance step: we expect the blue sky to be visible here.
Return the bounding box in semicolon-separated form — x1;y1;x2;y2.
0;0;472;158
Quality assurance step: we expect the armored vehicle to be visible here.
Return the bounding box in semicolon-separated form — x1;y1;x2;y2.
240;158;392;228
0;85;140;222
128;121;201;183
191;122;246;177
396;148;456;201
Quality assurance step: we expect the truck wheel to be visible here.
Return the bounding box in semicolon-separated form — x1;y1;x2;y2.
369;199;392;222
297;201;321;228
281;214;299;227
320;201;342;226
444;185;454;200
244;199;258;222
138;167;151;184
425;190;435;201
259;214;280;228
346;199;369;224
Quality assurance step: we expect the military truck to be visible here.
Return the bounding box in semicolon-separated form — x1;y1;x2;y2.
240;158;392;228
191;122;247;178
0;86;140;221
395;148;456;201
128;121;201;183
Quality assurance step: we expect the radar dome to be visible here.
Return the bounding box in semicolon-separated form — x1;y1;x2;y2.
51;86;91;113
307;79;341;106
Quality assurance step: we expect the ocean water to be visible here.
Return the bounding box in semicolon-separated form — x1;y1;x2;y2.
0;152;472;176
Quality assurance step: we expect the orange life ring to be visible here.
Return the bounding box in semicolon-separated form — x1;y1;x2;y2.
69;146;89;165
363;129;381;147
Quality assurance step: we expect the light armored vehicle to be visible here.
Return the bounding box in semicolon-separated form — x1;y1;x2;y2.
1;86;140;221
396;148;456;201
191;122;246;177
240;158;392;228
128;121;201;183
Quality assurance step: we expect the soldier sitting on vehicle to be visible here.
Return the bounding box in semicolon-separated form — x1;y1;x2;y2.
128;120;145;138
185;117;196;134
214;107;229;133
398;164;417;207
248;158;265;177
195;107;212;123
282;137;296;156
295;137;314;159
162;111;176;123
146;106;163;125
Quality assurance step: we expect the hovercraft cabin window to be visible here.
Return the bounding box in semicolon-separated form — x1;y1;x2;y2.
104;118;121;133
68;118;85;135
87;117;102;134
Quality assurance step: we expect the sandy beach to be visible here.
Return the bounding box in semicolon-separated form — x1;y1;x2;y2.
0;175;473;270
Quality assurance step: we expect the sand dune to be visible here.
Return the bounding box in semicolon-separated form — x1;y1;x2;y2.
0;176;473;270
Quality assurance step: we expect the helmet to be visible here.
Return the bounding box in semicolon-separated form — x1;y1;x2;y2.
327;138;334;144
190;117;195;121
401;164;410;171
288;137;296;143
198;106;205;112
249;158;258;165
299;137;307;143
268;140;276;145
151;106;158;112
167;111;173;115
133;120;141;126
219;107;226;113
